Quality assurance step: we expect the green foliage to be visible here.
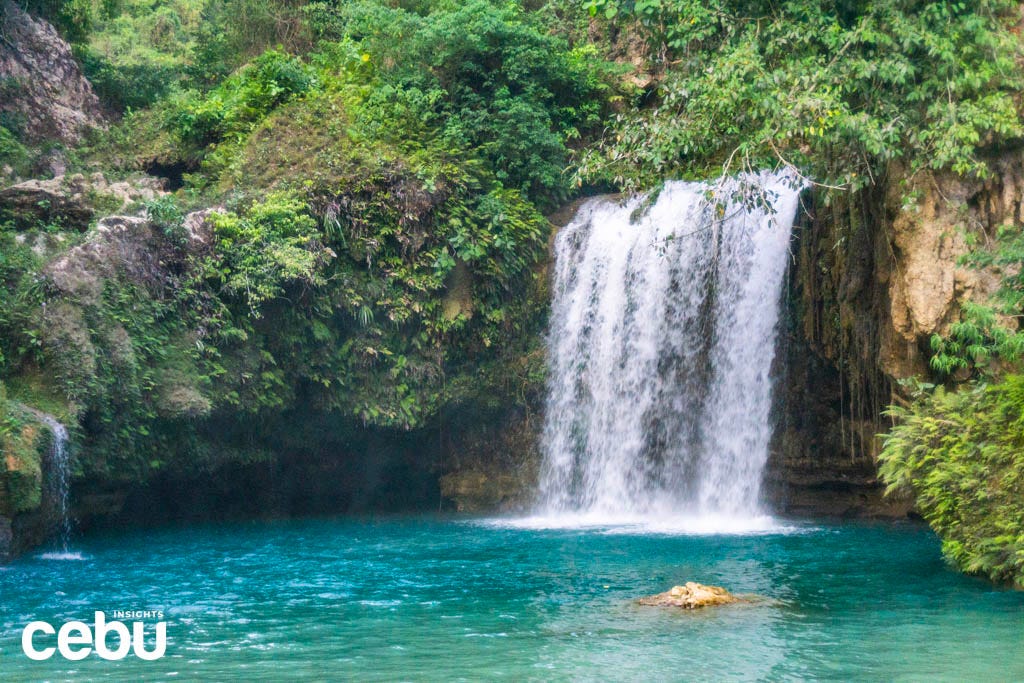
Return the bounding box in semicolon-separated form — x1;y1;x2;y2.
306;0;614;206
968;220;1024;315
577;0;1024;190
170;50;316;147
74;44;177;111
59;0;313;113
929;217;1024;378
18;0;95;41
928;302;1024;377
0;125;33;178
0;225;45;373
145;194;185;232
3;1;571;486
202;192;330;314
0;399;45;515
880;377;1024;587
189;0;312;83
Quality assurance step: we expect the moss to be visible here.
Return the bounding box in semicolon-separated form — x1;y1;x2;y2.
0;402;47;516
213;91;357;194
3;373;73;425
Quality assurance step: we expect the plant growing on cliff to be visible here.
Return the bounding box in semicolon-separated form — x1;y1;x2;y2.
880;377;1024;587
305;0;614;207
170;49;317;148
928;217;1024;378
928;302;1024;377
199;193;331;314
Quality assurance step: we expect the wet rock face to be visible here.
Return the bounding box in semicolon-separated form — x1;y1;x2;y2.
0;408;61;562
0;516;11;560
638;582;740;609
771;154;1024;519
439;409;541;514
0;0;105;144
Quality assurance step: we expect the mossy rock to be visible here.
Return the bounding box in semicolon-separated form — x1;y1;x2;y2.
0;412;47;516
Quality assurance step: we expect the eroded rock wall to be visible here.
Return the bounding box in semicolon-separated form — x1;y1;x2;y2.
771;155;1024;517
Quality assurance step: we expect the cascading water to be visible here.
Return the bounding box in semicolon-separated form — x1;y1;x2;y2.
35;413;73;552
536;171;802;529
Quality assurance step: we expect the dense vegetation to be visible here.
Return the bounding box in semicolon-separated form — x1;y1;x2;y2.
2;0;1024;581
881;379;1024;587
576;0;1023;192
880;214;1024;586
1;0;611;486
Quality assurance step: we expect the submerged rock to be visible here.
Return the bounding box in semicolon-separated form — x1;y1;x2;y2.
638;582;739;609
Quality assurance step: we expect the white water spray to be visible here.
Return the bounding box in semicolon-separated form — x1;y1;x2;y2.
536;172;802;529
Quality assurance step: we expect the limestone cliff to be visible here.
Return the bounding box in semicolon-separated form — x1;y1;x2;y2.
770;156;1023;517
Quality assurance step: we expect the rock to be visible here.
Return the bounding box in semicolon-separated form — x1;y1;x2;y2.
441;259;474;320
638;582;740;609
181;207;221;244
45;211;198;303
439;402;543;513
440;469;525;513
0;175;95;229
0;0;105;145
773;151;1024;517
0;173;166;230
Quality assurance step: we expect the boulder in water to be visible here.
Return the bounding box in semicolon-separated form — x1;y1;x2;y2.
638;582;739;609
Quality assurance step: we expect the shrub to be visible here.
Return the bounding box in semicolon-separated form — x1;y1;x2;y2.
74;45;176;111
880;377;1024;587
308;0;614;207
171;50;317;147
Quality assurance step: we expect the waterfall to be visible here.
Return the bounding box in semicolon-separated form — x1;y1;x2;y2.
536;171;802;528
35;413;73;551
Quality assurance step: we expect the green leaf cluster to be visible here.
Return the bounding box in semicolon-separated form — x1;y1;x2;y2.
577;0;1023;190
928;302;1024;377
880;377;1024;587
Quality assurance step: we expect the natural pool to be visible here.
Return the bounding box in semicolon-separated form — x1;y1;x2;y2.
1;517;1022;681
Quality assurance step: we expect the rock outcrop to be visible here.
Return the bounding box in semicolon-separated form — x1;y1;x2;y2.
0;173;165;230
439;402;542;513
638;582;740;609
879;164;1012;379
0;0;105;145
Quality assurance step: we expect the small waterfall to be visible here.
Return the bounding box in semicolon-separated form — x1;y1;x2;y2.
537;171;802;528
34;413;73;551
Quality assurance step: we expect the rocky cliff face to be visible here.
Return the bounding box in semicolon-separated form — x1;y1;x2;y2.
0;0;104;148
769;156;1023;517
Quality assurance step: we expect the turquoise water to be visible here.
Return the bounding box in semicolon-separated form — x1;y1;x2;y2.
1;517;1022;681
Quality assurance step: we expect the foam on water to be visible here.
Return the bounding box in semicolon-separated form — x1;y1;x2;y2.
37;551;88;561
476;513;808;536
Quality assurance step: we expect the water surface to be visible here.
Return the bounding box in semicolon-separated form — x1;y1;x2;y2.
1;517;1021;681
